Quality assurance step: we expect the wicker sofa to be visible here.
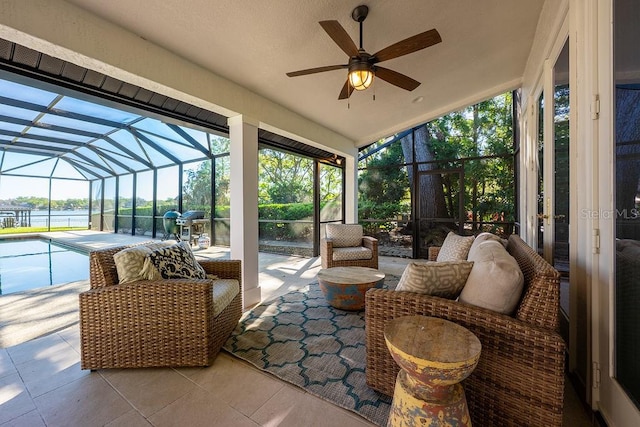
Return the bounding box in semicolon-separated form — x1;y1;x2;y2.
79;243;242;370
365;234;565;426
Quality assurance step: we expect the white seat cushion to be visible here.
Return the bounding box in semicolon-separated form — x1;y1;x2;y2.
459;240;524;314
332;246;372;261
212;279;240;317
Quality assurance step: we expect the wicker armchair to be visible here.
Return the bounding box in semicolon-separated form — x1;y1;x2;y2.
320;223;378;269
79;243;242;370
365;234;565;426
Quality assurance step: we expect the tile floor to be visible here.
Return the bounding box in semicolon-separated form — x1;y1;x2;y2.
0;232;598;426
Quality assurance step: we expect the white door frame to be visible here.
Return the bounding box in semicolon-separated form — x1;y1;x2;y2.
592;0;640;424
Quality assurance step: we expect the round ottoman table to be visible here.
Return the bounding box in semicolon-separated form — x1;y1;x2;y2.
316;266;385;311
384;315;482;427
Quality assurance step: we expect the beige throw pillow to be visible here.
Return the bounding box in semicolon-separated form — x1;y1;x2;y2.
325;224;363;248
467;232;507;260
436;232;475;261
113;242;173;284
396;260;474;299
459;240;524;314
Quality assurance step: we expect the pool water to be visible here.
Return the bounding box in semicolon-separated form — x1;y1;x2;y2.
0;239;89;295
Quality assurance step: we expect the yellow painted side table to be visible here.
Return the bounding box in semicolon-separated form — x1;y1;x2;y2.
384;315;482;427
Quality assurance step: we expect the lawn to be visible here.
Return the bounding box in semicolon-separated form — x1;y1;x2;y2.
0;226;87;235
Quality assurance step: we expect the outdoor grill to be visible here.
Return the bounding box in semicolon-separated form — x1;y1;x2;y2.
176;210;209;245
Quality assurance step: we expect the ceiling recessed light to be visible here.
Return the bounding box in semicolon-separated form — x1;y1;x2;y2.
412;96;424;104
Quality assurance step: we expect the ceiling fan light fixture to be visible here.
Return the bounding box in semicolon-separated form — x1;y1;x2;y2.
348;63;374;91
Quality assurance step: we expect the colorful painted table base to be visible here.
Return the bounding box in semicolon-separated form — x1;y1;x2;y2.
317;266;385;310
384;315;482;427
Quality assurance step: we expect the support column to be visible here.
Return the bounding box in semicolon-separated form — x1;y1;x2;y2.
344;148;358;223
228;115;260;308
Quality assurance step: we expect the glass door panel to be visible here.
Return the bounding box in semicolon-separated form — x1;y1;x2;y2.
553;42;571;347
614;1;640;410
598;0;640;423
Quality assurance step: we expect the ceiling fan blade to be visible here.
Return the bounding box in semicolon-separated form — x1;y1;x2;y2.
286;64;347;77
319;20;359;57
375;67;421;91
372;29;442;63
338;80;354;100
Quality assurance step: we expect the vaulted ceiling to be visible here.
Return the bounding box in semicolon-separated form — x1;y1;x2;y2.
62;0;546;146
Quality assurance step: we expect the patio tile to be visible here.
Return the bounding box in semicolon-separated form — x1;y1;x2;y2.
0;409;45;427
56;325;81;354
251;383;375;427
34;374;132;427
0;373;37;425
105;409;152;427
148;387;258;427
21;361;89;399
0;373;36;424
5;334;69;366
14;343;88;398
100;367;197;418
186;352;285;417
0;348;18;379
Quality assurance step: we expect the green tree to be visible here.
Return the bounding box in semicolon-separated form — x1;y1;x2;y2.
258;149;313;204
183;160;212;211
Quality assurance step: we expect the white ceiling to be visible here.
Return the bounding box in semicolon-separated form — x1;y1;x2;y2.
64;0;545;146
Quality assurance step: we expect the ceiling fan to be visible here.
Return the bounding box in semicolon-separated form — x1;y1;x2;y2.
286;5;442;100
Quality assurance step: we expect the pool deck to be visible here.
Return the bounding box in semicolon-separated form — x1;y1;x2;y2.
0;230;409;303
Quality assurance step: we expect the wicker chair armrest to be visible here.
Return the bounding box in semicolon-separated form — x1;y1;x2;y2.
428;246;441;261
320;238;334;252
365;288;565;426
362;235;378;249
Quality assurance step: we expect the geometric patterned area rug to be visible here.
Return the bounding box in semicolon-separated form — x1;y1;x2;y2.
223;278;399;426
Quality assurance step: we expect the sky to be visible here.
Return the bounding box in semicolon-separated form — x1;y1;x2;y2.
0;176;90;200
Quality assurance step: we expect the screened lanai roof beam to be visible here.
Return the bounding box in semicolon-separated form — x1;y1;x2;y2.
0;140;69;154
58;157;103;180
128;127;181;164
0;114;107;140
103;136;153;169
166;124;211;157
67;151;115;175
358;128;414;162
0;145;101;179
84;145;136;174
0;96;129;129
0;129;88;148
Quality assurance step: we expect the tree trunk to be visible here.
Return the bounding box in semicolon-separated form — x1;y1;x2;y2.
400;126;452;250
400;126;449;220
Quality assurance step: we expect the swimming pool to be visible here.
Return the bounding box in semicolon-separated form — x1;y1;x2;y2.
0;238;89;295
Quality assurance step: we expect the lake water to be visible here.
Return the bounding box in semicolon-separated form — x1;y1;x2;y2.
29;210;90;228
